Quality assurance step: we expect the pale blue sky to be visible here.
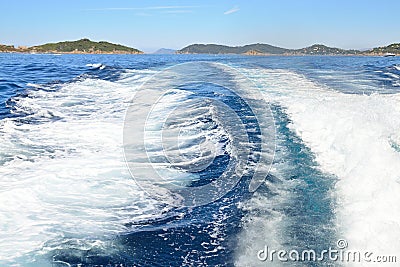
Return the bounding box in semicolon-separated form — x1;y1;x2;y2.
1;0;399;52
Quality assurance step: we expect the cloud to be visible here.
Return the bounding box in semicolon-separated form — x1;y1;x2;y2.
224;6;240;15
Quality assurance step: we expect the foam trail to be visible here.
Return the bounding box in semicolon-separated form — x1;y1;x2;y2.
236;67;400;266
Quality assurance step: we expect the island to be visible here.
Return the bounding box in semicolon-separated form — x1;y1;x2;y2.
177;43;288;55
153;48;176;54
177;43;400;56
0;39;143;54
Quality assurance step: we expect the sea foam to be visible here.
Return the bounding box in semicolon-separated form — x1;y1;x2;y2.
235;67;400;266
0;70;164;265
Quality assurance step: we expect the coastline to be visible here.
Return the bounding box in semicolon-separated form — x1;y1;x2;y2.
174;52;397;57
2;39;399;56
0;50;143;55
0;51;395;57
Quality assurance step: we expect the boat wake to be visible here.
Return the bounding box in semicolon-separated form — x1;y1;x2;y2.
1;58;400;266
236;67;400;266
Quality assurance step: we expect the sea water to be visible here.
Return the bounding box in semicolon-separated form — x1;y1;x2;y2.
1;54;400;266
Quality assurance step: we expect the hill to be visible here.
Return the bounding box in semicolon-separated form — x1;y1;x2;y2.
0;44;18;52
367;43;400;55
30;39;143;54
292;44;361;55
177;43;363;55
177;43;289;55
0;39;143;54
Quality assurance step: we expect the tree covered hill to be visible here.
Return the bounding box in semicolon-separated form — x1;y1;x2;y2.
292;44;362;55
177;43;289;54
177;43;400;55
31;39;142;53
0;39;143;54
367;43;400;55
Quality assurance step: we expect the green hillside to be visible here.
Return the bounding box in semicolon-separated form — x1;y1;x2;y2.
177;43;362;55
30;39;143;54
177;43;289;54
367;43;400;55
293;44;361;55
0;44;19;52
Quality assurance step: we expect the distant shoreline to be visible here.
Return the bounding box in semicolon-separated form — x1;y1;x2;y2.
176;43;400;56
0;51;143;55
0;39;143;54
1;38;399;56
0;51;394;57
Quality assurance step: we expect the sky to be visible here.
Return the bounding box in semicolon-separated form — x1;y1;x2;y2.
1;0;399;52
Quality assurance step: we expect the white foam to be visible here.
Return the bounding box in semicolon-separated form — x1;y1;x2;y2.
0;66;236;265
86;63;105;70
235;68;400;266
124;82;235;197
384;72;400;79
0;73;165;264
26;83;41;88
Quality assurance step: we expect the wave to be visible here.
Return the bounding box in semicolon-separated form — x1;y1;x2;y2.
86;63;106;70
392;65;400;71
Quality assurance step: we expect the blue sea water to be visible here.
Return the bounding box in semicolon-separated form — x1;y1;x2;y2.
1;54;400;266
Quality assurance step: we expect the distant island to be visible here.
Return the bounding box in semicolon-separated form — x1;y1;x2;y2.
177;43;400;56
0;39;143;54
153;48;176;54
